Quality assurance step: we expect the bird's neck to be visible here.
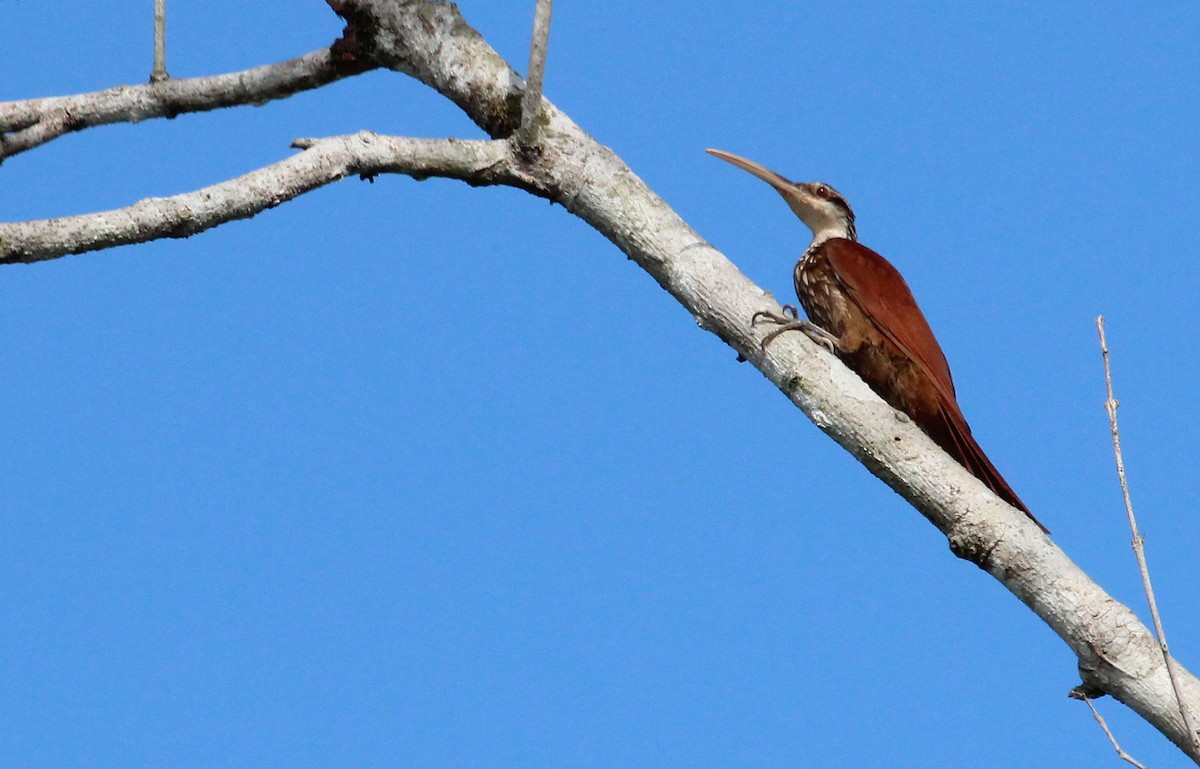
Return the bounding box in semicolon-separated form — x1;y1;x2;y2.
806;219;857;253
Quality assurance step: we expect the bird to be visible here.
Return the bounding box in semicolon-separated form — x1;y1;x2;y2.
706;148;1047;533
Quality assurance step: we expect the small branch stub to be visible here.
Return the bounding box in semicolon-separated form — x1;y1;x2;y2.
151;0;169;82
517;0;554;147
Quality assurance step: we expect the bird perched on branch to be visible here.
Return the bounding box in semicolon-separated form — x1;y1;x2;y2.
707;148;1047;534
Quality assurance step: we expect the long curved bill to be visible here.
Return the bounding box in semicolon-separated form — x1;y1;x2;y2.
705;148;795;195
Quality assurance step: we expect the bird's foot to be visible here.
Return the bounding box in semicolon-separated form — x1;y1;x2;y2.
751;307;839;354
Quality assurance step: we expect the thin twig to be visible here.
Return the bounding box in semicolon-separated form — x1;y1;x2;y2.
151;0;169;82
1097;316;1200;757
517;0;554;146
1079;694;1150;769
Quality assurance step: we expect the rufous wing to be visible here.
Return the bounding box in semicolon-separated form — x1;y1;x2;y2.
821;238;957;406
821;238;1048;533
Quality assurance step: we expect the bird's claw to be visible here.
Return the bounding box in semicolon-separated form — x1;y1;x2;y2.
751;307;839;353
804;326;840;354
751;305;799;327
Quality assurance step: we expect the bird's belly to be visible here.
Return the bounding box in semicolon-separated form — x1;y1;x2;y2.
843;338;942;424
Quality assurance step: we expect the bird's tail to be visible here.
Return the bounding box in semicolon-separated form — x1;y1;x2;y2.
931;404;1050;534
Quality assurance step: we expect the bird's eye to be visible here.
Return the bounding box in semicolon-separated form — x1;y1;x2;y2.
815;185;829;197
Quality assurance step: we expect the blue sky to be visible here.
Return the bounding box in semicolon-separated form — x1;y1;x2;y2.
3;2;1200;767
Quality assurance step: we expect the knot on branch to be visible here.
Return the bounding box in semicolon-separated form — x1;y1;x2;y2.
330;20;376;76
481;90;524;141
947;526;1000;569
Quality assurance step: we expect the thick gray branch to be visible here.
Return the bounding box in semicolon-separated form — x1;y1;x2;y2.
329;0;524;138
0;46;375;162
329;0;1200;759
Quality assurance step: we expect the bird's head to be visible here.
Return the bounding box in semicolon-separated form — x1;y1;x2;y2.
706;148;856;245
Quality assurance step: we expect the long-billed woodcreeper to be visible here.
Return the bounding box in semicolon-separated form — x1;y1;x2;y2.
707;148;1047;533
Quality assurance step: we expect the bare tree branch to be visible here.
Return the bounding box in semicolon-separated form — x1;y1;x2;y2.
327;0;525;139
1098;316;1200;758
0;46;375;163
328;4;1200;760
0;133;525;263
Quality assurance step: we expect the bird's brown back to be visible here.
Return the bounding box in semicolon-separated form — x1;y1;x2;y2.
798;239;1047;532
